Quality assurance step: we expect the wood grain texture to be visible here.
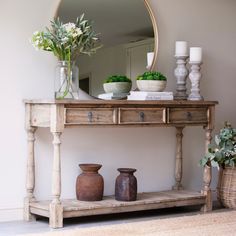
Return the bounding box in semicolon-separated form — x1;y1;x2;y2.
51;132;62;205
24;99;218;106
24;100;218;228
49;131;63;228
65;108;117;125
31;105;50;127
168;108;208;124
201;105;215;212
30;190;206;219
119;108;166;124
201;129;213;213
173;127;184;190
24;114;37;221
49;202;63;228
201;165;212;212
207;106;215;130
50;104;64;133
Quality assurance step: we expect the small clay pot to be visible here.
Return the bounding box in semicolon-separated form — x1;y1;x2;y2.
76;164;104;201
115;168;137;201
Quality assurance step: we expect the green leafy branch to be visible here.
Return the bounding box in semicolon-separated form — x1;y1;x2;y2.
31;14;102;61
200;122;236;168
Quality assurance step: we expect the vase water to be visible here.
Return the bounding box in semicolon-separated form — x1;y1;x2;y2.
55;61;79;99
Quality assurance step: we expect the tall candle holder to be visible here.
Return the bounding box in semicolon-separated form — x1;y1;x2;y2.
188;62;203;101
174;55;189;100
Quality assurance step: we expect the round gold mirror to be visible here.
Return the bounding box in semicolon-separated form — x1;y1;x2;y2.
56;0;158;97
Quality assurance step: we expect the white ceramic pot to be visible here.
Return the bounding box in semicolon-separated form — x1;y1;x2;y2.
103;82;132;93
136;80;167;92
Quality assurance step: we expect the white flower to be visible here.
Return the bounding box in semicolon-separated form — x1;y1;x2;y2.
75;28;82;36
61;37;69;44
63;23;82;38
64;22;76;32
33;31;39;36
34;40;39;46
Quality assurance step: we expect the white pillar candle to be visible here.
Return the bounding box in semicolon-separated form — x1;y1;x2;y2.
147;52;154;67
175;41;188;56
190;47;202;62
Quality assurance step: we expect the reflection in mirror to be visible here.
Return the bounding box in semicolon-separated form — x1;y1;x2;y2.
57;0;157;97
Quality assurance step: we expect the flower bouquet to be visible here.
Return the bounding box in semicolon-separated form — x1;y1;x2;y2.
31;14;101;99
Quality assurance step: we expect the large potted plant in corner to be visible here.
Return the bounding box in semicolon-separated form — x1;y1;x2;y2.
136;71;167;92
200;122;236;209
31;14;102;99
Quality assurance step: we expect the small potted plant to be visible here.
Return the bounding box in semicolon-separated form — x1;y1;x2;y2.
103;75;132;94
200;122;236;208
136;71;167;92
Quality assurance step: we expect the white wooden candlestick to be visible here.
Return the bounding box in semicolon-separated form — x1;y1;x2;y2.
174;55;189;100
188;62;203;101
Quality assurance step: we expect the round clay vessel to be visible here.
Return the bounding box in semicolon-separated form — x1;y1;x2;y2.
76;164;104;201
115;168;137;201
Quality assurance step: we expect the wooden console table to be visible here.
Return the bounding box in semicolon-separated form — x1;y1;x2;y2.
24;99;218;228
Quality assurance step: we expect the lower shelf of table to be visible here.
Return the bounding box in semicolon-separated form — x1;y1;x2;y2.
30;190;206;219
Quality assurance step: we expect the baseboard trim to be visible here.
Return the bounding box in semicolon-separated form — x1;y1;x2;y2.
0;208;23;222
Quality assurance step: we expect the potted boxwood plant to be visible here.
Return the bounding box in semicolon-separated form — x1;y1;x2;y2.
103;75;132;94
136;71;167;92
200;122;236;208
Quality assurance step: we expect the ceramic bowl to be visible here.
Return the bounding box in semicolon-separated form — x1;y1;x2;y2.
136;80;167;92
103;82;132;94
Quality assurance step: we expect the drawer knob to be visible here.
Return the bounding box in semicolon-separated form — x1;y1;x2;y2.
187;112;192;121
139;112;145;122
88;111;93;122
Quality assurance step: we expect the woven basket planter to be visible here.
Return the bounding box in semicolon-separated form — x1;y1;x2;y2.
217;167;236;209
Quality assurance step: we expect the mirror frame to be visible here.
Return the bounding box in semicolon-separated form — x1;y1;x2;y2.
143;0;158;70
54;0;158;71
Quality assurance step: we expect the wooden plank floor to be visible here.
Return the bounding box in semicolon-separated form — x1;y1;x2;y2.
30;190;206;218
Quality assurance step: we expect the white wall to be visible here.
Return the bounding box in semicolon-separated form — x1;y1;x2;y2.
0;0;60;221
0;0;236;221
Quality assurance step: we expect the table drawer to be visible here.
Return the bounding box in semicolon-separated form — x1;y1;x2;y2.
65;108;117;125
168;108;208;124
119;108;166;124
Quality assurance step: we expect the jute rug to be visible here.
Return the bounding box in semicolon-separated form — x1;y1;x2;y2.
26;210;236;236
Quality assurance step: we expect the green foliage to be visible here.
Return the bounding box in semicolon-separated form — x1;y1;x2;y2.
199;122;236;168
31;14;102;61
104;75;132;84
136;71;167;81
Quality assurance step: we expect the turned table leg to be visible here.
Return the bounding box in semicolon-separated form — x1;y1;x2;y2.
24;127;37;221
201;128;213;212
173;127;184;190
49;132;63;228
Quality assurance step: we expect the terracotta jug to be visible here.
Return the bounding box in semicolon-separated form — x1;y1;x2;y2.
76;164;104;201
115;168;137;201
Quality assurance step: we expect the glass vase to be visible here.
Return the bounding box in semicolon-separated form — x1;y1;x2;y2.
55;61;79;99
